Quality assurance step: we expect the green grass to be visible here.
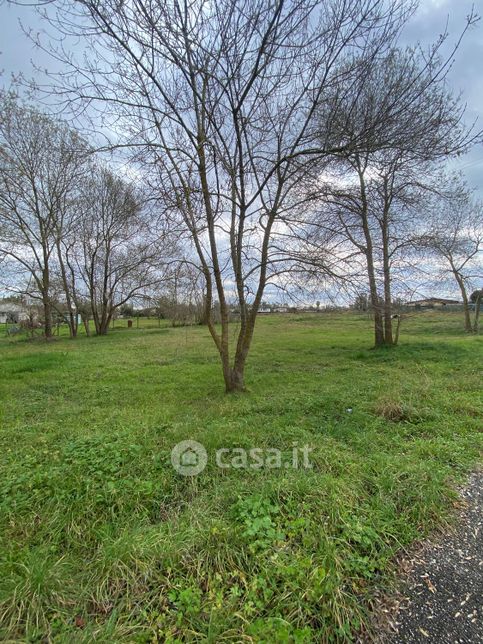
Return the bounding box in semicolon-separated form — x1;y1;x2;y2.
0;312;481;642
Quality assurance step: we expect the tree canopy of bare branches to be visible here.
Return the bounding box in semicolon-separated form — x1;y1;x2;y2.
0;92;89;337
68;167;169;335
418;186;483;332
303;39;479;347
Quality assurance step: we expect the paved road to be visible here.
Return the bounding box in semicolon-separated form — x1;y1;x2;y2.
387;471;483;644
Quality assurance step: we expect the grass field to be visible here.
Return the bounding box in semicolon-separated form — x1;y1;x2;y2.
0;312;482;642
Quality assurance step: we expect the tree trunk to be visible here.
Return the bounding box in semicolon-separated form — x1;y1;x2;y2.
64;307;78;338
473;293;481;333
225;346;249;393
453;270;472;332
55;239;78;338
43;295;53;339
82;313;91;337
373;308;385;347
361;244;385;347
92;307;100;335
97;319;110;335
217;322;242;393
457;276;473;333
357;161;385;348
213;312;253;393
96;308;113;336
69;312;78;338
382;219;394;346
366;262;384;347
40;260;53;339
462;299;472;333
383;297;393;346
393;315;401;345
225;365;246;393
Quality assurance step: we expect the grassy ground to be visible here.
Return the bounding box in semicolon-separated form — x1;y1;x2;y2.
0;312;481;642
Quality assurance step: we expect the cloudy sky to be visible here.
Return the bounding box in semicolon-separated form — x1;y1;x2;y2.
0;0;482;195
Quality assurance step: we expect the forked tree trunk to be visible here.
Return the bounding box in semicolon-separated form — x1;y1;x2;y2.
225;365;246;393
367;251;395;348
96;314;112;336
216;309;256;393
226;340;251;393
91;303;112;336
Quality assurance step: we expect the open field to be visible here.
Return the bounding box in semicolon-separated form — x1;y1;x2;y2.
0;312;482;642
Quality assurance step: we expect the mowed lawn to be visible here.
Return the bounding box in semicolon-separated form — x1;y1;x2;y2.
0;312;481;642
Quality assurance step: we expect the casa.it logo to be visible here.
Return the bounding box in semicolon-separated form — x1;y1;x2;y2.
170;440;208;476
171;440;313;476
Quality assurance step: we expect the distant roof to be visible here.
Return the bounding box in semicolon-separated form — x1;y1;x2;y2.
408;298;461;305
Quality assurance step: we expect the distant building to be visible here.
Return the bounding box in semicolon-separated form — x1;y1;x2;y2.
273;306;291;313
407;297;461;309
0;301;29;324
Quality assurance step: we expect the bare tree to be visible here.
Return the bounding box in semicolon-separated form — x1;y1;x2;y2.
66;166;168;335
32;0;419;390
305;44;478;347
0;93;88;338
419;190;483;332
